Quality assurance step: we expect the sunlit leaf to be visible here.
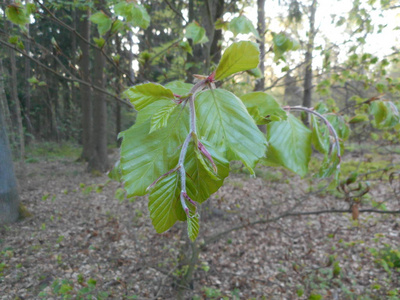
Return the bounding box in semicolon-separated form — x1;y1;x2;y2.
185;22;209;44
6;4;29;26
150;102;177;133
240;92;286;124
123;83;175;111
228;15;260;39
215;41;259;80
90;11;112;35
264;114;312;177
120;111;188;197
196;89;267;174
165;81;193;96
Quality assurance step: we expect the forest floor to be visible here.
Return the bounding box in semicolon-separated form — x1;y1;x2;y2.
1;144;400;300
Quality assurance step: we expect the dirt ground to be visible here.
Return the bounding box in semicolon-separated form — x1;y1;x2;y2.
1;153;400;299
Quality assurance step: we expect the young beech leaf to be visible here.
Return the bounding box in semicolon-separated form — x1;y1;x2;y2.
240;92;287;124
165;81;193;96
264;114;312;177
123;83;175;111
196;89;267;175
6;4;29;26
228;16;260;39
114;2;150;29
185;141;229;203
310;114;330;154
90;11;112;36
187;212;200;241
150;102;177;133
148;172;186;233
215;41;260;80
120;111;188;197
185;22;209;44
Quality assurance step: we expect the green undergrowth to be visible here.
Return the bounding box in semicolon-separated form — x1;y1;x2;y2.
25;142;82;162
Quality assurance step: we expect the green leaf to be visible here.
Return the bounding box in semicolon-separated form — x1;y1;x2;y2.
130;4;150;29
196;89;267;174
246;67;262;78
148;172;186;233
179;41;193;55
369;100;399;128
349;115;368;123
310;114;330;154
124;83;175;111
215;41;260;80
187;212;200;241
185;22;209;44
108;160;122;182
326;115;350;140
228;16;260;39
27;76;39;84
264;114;312;177
8;36;18;45
120;112;188;197
114;2;150;28
185;140;229;203
272;32;299;61
150;102;177;133
165;81;193;96
6;4;29;26
93;37;105;48
111;20;124;34
90;11;112;35
240;92;287;124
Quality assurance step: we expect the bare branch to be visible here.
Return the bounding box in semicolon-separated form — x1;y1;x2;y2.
0;39;132;108
204;208;400;245
33;0;136;85
164;0;188;23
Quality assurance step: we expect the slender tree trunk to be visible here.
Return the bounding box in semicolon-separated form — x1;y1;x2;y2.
78;8;93;161
0;59;16;149
255;0;266;133
89;22;109;172
89;48;109;172
0;97;20;224
254;0;266;92
24;20;34;142
302;0;317;125
210;0;224;65
9;44;25;160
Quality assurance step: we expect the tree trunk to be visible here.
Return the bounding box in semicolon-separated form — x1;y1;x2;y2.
0;96;20;224
9;44;25;160
254;0;266;92
88;33;109;172
0;59;16;149
302;0;317;125
78;8;93;161
24;19;34;142
255;0;266;133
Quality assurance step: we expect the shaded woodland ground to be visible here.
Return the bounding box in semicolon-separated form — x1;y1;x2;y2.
1;143;400;300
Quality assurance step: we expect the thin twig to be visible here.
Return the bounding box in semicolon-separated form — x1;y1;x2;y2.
33;0;136;84
0;39;132;107
164;0;187;23
204;208;400;245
